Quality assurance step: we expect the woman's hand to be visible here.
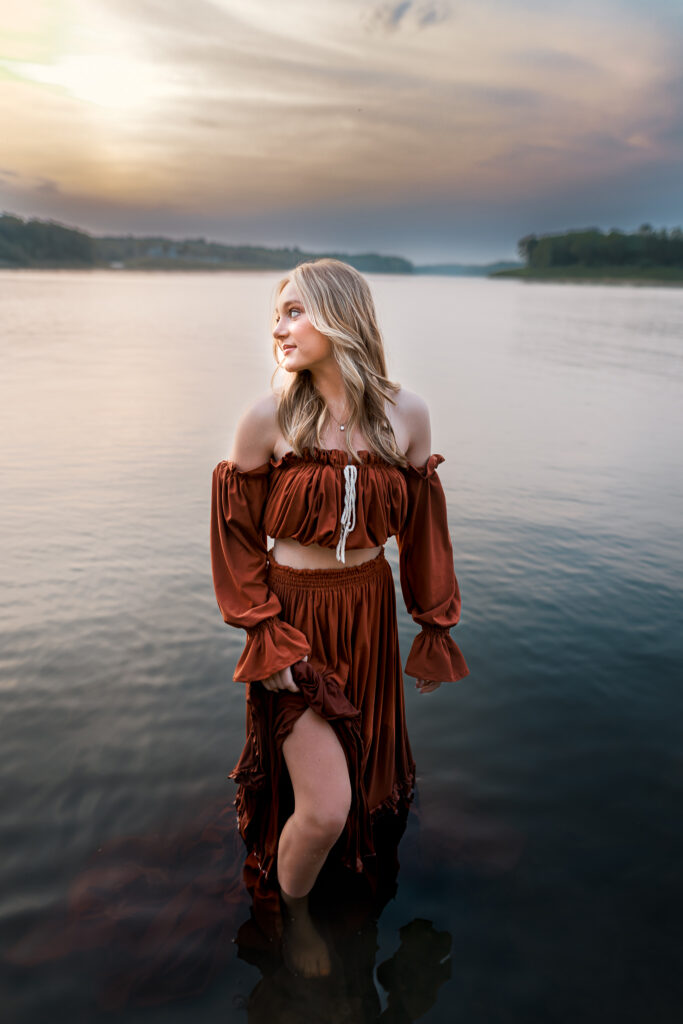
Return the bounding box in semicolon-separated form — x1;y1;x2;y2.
261;655;309;693
416;678;442;694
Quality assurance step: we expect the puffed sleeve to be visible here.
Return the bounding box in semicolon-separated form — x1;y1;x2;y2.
210;460;311;683
397;454;470;683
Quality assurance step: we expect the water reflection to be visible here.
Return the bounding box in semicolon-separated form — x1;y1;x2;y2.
240;915;452;1024
6;797;250;1011
6;795;465;1021
235;807;453;1022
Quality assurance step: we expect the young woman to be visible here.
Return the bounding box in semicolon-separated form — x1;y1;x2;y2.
210;258;469;977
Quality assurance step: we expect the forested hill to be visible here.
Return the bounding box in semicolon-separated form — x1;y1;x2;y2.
492;225;683;282
0;214;413;273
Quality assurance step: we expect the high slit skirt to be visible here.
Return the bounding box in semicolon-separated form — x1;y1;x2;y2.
229;546;416;887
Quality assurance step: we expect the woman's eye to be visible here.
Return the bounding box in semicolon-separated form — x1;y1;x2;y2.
289;308;301;319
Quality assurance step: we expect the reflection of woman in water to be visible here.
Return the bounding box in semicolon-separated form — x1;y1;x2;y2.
210;258;469;976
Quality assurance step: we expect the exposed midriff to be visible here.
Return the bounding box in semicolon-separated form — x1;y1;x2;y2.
270;537;382;570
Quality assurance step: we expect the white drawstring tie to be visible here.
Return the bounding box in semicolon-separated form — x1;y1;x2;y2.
335;463;358;563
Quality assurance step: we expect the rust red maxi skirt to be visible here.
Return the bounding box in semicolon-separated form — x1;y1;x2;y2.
229;546;416;889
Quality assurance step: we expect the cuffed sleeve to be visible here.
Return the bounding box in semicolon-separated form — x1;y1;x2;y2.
397;454;470;683
210;460;311;683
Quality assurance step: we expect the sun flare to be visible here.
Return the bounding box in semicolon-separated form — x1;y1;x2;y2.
2;54;163;111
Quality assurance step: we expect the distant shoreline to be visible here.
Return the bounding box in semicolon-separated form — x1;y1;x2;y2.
2;264;683;287
3;213;683;283
490;266;683;287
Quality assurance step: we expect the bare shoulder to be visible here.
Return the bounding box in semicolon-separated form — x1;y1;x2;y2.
394;386;430;422
393;386;432;467
227;391;280;470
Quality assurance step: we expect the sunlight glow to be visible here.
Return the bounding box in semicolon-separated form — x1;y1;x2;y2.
1;54;162;110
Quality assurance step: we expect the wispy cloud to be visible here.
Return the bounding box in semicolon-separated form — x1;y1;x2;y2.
364;0;452;33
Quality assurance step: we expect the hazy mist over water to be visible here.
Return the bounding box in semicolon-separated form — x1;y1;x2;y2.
1;271;682;1022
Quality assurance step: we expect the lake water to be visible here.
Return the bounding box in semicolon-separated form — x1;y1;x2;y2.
1;270;682;1023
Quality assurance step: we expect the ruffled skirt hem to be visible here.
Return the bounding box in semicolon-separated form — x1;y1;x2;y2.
229;658;416;888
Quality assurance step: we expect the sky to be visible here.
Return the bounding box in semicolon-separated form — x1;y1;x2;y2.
0;0;682;263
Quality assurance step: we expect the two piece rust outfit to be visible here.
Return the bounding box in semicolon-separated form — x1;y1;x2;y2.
210;446;469;887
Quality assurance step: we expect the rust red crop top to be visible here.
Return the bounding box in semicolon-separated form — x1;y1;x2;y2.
210;446;469;685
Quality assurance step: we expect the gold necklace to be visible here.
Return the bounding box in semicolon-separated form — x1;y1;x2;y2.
327;405;350;433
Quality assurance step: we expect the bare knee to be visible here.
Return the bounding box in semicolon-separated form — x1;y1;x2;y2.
282;709;352;848
298;800;351;847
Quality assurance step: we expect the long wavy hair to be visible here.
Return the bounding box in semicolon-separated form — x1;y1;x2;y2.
269;258;408;468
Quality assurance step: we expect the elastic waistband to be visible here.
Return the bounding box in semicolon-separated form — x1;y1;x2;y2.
267;547;388;590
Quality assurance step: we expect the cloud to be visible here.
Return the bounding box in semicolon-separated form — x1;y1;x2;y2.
511;48;598;72
364;0;451;33
0;0;681;259
35;178;63;196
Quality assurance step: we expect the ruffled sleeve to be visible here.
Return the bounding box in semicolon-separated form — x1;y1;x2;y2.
210;460;311;683
397;454;470;683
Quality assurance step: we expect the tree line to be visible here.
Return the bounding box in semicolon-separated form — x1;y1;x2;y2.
0;214;96;267
0;213;412;273
518;225;683;269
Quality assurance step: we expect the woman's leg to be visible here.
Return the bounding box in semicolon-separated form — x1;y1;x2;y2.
278;706;352;897
277;707;351;977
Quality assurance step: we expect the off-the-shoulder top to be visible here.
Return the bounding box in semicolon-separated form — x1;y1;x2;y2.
210;446;469;685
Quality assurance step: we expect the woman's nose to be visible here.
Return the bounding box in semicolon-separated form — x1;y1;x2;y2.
273;320;287;339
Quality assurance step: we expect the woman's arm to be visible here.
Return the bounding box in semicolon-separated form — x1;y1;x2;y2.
399;391;441;693
227;393;305;691
210;393;310;688
395;390;469;692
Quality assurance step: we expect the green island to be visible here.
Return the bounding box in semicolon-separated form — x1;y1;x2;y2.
491;225;683;285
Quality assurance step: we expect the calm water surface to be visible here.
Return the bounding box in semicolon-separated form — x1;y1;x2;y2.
1;271;682;1022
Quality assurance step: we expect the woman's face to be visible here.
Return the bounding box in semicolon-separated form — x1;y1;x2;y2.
273;281;333;372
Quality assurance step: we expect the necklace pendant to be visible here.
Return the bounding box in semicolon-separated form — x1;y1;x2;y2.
340;424;345;431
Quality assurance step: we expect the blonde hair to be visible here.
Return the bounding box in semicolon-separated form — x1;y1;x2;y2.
269;258;407;467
